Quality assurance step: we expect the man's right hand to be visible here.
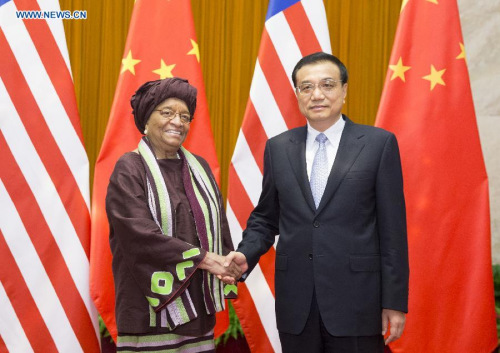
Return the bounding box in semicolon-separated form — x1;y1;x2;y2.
199;252;242;284
223;251;249;282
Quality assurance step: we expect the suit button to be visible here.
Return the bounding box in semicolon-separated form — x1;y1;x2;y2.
308;254;313;260
313;220;320;228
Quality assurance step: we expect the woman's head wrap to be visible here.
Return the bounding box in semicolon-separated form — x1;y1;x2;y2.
131;77;197;133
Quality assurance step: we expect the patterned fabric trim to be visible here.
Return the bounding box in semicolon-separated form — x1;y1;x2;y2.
117;329;215;353
146;178;162;230
138;140;173;236
180;147;225;312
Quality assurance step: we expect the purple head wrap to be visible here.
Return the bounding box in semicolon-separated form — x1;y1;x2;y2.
131;77;197;133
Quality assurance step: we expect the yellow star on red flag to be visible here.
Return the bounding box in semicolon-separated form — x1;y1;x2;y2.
121;50;141;75
187;39;200;62
422;65;446;90
456;42;466;61
426;0;439;4
152;59;176;79
389;57;411;82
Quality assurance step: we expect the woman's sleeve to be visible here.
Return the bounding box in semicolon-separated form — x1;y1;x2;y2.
106;155;206;310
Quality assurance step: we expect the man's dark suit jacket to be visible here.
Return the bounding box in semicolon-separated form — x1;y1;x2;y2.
237;115;409;337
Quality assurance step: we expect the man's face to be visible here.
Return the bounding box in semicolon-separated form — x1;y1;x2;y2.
295;61;348;131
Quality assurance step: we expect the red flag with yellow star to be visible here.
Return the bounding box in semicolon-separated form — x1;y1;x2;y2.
376;0;497;352
89;0;225;341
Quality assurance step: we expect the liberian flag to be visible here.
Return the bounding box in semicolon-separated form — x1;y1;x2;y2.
0;0;99;352
227;0;331;351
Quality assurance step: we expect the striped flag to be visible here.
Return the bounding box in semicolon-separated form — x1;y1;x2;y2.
227;0;330;351
0;0;99;352
89;0;223;342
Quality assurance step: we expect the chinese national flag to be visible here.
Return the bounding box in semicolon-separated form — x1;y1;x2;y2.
375;1;497;352
89;0;224;341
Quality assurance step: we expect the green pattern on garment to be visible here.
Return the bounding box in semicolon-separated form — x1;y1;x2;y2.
176;249;198;280
180;147;225;305
180;147;215;197
181;145;219;253
118;340;213;353
118;330;213;343
146;296;160;307
149;306;156;327
173;296;189;323
190;177;220;303
146;296;160;327
190;176;213;252
151;271;174;295
117;328;215;352
176;260;194;281
138;141;172;235
182;248;200;259
223;284;238;296
182;148;224;310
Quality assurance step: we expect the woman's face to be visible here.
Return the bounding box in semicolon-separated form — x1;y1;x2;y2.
144;97;191;159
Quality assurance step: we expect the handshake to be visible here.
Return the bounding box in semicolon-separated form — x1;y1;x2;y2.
199;251;249;285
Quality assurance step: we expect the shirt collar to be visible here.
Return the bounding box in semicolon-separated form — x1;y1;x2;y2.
307;114;345;144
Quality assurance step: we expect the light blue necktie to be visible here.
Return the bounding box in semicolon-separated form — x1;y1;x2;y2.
310;133;329;209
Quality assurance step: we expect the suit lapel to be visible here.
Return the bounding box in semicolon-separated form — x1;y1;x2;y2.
316;117;365;215
286;126;316;212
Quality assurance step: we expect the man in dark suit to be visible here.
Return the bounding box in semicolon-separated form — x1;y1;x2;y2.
225;52;409;353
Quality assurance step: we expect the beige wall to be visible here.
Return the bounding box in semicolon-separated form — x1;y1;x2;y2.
459;0;500;264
